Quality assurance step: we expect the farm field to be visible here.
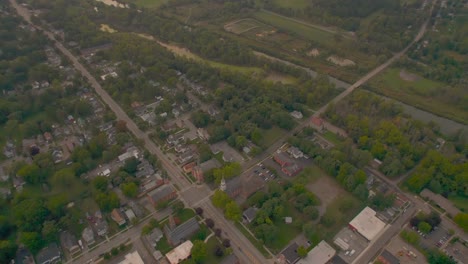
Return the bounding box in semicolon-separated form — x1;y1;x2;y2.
369;68;468;124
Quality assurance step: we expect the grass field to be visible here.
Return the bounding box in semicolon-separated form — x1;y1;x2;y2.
272;0;310;9
122;0;167;8
253;10;335;46
322;131;343;145
225;18;274;35
269;205;302;253
260;127;286;148
449;196;468;212
135;33;264;75
265;72;297;84
370;67;468;124
235;222;271;257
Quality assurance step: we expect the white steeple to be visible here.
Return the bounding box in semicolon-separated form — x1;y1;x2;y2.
220;176;226;192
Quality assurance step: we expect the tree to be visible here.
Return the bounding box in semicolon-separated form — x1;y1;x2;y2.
211;190;230;209
93;176;108;192
95;191;120;212
297;246;308;258
222;239;231;248
418;221;432;234
454;213;468;232
0;240;17;263
195;207;203;216
304;206;319;220
121;182;138;198
427;249;457;264
206;218;215;229
191;240;207;263
14;199;49;232
214;228;222;237
42;220;58;243
17;164;41;184
400;230;420;245
224;201;241;221
123;157;139;174
50;168;75;189
20;232;43;253
214;245;224;257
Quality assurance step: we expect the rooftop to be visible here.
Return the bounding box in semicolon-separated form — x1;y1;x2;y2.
36;243;61;264
298;240;336;264
118;251;144;264
164;217;200;245
378;250;400;264
279;242;300;264
349;206;386;241
149;185;175;203
166;240;193;264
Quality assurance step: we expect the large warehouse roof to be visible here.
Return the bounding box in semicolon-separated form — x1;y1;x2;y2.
349;207;386;241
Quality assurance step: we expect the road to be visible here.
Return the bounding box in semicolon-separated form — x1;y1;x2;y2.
9;1;270;263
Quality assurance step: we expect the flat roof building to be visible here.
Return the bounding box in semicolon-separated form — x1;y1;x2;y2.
298;240;336;264
349;207;386;241
166;240;193;264
118;251;144;264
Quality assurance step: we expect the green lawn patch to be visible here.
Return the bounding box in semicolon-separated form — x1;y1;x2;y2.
321;131;343;145
272;0;310;9
234;222;270;257
269;206;302;253
176;208;196;223
155;236;173;254
449;195;468;212
204;237;228;264
253;10;335;46
123;0;167;8
260;127;286;148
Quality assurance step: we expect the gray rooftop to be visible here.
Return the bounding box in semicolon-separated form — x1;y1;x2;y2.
164;217;200;245
149;185;174;203
35;243;61;264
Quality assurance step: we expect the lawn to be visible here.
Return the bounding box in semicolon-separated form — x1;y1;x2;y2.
122;0;167;8
234;222;271;257
176;208;196;223
260;127;286;148
269;206;302;253
155;235;173;254
449;195;468;213
272;0;310;9
369;68;468;124
203;237;228;264
322;131;343;145
320;194;365;240
253;10;335;46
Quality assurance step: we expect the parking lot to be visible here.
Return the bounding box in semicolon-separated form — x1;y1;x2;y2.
334;228;369;263
444;240;468;264
386;236;427;264
418;225;451;250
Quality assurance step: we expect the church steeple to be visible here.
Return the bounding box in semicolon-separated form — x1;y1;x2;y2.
220;176;226;192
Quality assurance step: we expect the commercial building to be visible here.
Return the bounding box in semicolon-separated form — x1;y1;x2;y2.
298;240;336;264
166;241;193;264
118;251;144;264
349;207;386;241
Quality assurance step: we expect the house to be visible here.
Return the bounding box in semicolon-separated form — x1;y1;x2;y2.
95;220;108;237
147;185;177;207
278;242;300;264
287;147;304;159
178;151;194;164
12;176;26;192
111;209;126;226
165;241;193;264
164;217;200;246
174;144;188;153
311;116;324;132
377;250;400;264
192;166;203;184
125;209;137;222
44;132;53;143
199;158;222;173
284;217;293;224
167;133;185;146
36;243;61;264
82;227;95;246
60;231;80;255
290;111;303;119
242;207;257;223
147;228;164;248
197;128;210;141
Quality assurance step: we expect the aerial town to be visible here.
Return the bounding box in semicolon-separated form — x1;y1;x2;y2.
0;0;467;264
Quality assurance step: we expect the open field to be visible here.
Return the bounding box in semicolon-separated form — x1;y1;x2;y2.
253;10;335;46
265;72;297;84
260;127;286;148
122;0;167;8
224;18;275;35
135;33;264;75
370;68;468;124
272;0;310;9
